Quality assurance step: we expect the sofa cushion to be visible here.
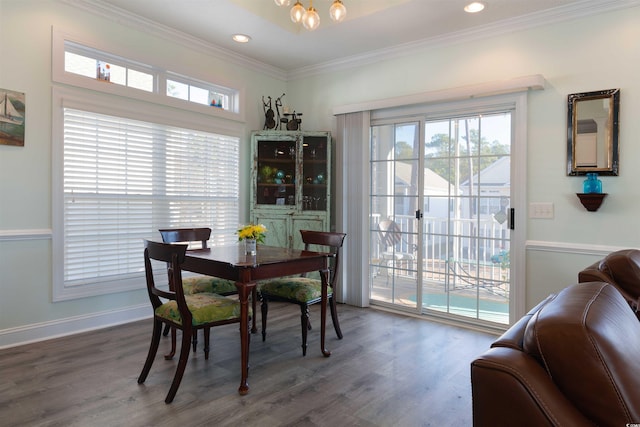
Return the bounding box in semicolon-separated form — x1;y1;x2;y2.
523;282;640;426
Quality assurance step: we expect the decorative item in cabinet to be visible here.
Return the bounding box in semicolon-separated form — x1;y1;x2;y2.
250;130;332;249
302;135;328;212
255;138;297;206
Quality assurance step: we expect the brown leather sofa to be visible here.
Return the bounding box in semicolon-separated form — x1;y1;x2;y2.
471;282;640;426
578;248;640;317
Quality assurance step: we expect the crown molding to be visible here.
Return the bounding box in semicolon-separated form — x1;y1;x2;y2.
59;0;288;81
332;74;544;115
61;0;640;82
287;0;640;80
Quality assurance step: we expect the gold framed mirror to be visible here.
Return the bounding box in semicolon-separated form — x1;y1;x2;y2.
567;88;619;176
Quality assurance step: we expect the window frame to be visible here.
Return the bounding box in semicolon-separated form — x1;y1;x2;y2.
52;86;244;301
52;28;245;123
367;93;527;324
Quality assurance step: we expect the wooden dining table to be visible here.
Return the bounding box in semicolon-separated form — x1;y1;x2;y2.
181;243;332;395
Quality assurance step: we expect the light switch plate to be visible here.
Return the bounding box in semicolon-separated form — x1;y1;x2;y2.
529;202;554;219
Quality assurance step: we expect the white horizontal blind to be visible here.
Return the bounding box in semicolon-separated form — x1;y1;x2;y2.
63;108;239;286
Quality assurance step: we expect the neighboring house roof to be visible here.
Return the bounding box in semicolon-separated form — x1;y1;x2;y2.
395;161;455;194
462;156;510;189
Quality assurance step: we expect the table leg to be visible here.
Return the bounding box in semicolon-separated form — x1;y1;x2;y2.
235;281;255;395
320;268;331;357
251;287;258;334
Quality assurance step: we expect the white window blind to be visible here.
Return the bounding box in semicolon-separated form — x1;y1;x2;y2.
62;108;239;286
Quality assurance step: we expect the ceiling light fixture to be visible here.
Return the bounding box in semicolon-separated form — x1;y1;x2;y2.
329;0;347;22
290;0;305;24
464;2;486;13
302;1;320;31
232;34;251;43
278;0;347;31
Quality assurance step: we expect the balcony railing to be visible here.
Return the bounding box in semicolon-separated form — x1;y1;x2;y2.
371;214;510;298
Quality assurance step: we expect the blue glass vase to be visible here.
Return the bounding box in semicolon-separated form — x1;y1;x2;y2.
583;173;602;194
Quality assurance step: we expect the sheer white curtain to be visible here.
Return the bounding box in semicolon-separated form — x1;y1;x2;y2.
335;111;370;307
332;75;541;316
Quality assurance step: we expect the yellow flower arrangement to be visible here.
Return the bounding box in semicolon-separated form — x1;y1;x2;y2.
237;223;267;243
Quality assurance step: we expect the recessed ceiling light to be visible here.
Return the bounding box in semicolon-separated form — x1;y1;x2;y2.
232;34;251;43
464;2;486;13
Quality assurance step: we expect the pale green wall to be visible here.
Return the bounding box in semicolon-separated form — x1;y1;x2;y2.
1;1;639;340
288;6;640;309
0;0;283;336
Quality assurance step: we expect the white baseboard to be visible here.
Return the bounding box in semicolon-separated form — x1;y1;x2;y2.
0;304;152;349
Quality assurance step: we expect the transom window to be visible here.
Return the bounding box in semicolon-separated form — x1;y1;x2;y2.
62;40;238;112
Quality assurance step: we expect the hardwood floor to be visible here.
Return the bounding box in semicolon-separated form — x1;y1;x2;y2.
0;303;496;427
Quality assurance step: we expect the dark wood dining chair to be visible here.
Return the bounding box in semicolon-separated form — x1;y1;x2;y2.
259;230;346;356
159;227;257;358
138;240;244;403
159;228;238;296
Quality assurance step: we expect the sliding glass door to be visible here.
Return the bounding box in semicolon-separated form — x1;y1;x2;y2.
421;113;511;324
370;122;420;308
370;109;513;326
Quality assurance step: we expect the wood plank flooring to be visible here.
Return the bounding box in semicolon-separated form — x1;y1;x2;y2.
0;303;496;427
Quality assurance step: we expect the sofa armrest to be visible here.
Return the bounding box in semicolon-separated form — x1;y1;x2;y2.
492;294;556;350
471;347;590;427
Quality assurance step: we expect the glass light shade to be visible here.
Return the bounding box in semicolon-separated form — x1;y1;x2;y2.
329;0;347;22
302;7;320;30
290;1;305;23
274;0;291;6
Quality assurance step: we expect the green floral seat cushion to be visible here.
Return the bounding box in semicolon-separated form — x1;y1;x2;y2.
182;275;237;295
259;277;333;303
155;293;242;326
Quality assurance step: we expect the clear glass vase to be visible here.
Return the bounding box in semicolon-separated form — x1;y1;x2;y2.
245;239;257;255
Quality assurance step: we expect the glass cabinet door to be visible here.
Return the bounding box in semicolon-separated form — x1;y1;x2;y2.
251;131;332;249
256;140;297;206
301;136;328;211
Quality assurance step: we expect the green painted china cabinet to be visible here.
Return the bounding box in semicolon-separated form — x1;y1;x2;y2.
250;130;332;249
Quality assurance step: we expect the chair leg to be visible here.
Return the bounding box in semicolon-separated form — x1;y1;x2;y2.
329;295;343;339
261;296;268;342
138;318;163;384
300;304;310;356
192;330;198;353
165;326;192;404
162;322;170;337
203;327;210;360
164;327;176;360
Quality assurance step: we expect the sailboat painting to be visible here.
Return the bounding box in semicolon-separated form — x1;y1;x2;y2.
0;88;25;146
